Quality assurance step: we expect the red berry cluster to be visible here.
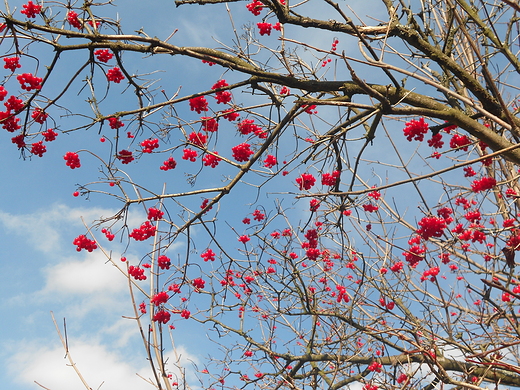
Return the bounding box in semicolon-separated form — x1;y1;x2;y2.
403;118;429;142
94;49;113;63
428;133;444;149
321;171;340;186
416;217;446;240
128;265;147;280
201;248;216;262
12;134;25;148
421;266;440;282
30;141;46;157
310;199;320;212
253;209;265;221
280;86;290;96
257;22;272;36
246;0;263;15
107;67;124;83
182;148;198;162
147;207;164;221
42;129;58;141
180;309;190;319
73;234;97;252
64;152;81;169
202;117;219;132
153;310;171;323
151;291;169;306
222;109;239;121
200;198;213;212
67;11;82;29
363;203;378;213
21;1;42;18
31;108;48;124
471;176;497;192
188;132;207;147
117;149;134;164
238;235;250;243
1;111;21;132
212;80;232;104
232;143;254;162
17;73;42;90
141;138;160;153
101;228;115;241
158;255;171;270
3;57;21;72
160;157;177;171
263;154;277;168
189;96;208;114
192;277;206;290
238;119;261;135
303;104;317;114
450;134;471;151
203;152;221;168
296;173;316;190
108;117;124;129
129;221;157;241
5;95;24;111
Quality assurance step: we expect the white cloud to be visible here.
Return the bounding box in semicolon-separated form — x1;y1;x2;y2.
7;338;200;390
8;339;152;390
0;203;120;254
42;252;126;296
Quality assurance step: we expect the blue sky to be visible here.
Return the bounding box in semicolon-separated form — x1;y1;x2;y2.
0;1;507;389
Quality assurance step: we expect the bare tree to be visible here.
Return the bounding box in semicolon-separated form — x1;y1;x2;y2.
3;0;520;389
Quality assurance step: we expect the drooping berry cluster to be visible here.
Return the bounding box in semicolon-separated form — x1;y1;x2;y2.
212;80;232;104
129;221;157;241
403;118;429;142
42;129;58;141
182;148;198;162
64;152;81;169
128;265;147;280
201;248;216;262
296;173;316;190
141;138;160;153
107;67;125;83
31;108;48;124
108;117;124;129
232;143;254;162
160;157;177;171
188;132;207;147
17;73;42;90
73;234;97;252
202;117;219;132
321;171;340;186
117;149;134;164
158;255;171;270
203;152;221;168
3;57;21;72
189;96;209;114
30;141;46;157
21;1;42;18
263;154;277;168
94;49;114;63
67;11;82;29
101;228;115;241
147;207;164;221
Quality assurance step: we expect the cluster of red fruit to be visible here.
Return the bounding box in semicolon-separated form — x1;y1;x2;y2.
73;234;97;252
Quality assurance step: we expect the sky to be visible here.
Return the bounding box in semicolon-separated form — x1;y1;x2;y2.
0;1;494;390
